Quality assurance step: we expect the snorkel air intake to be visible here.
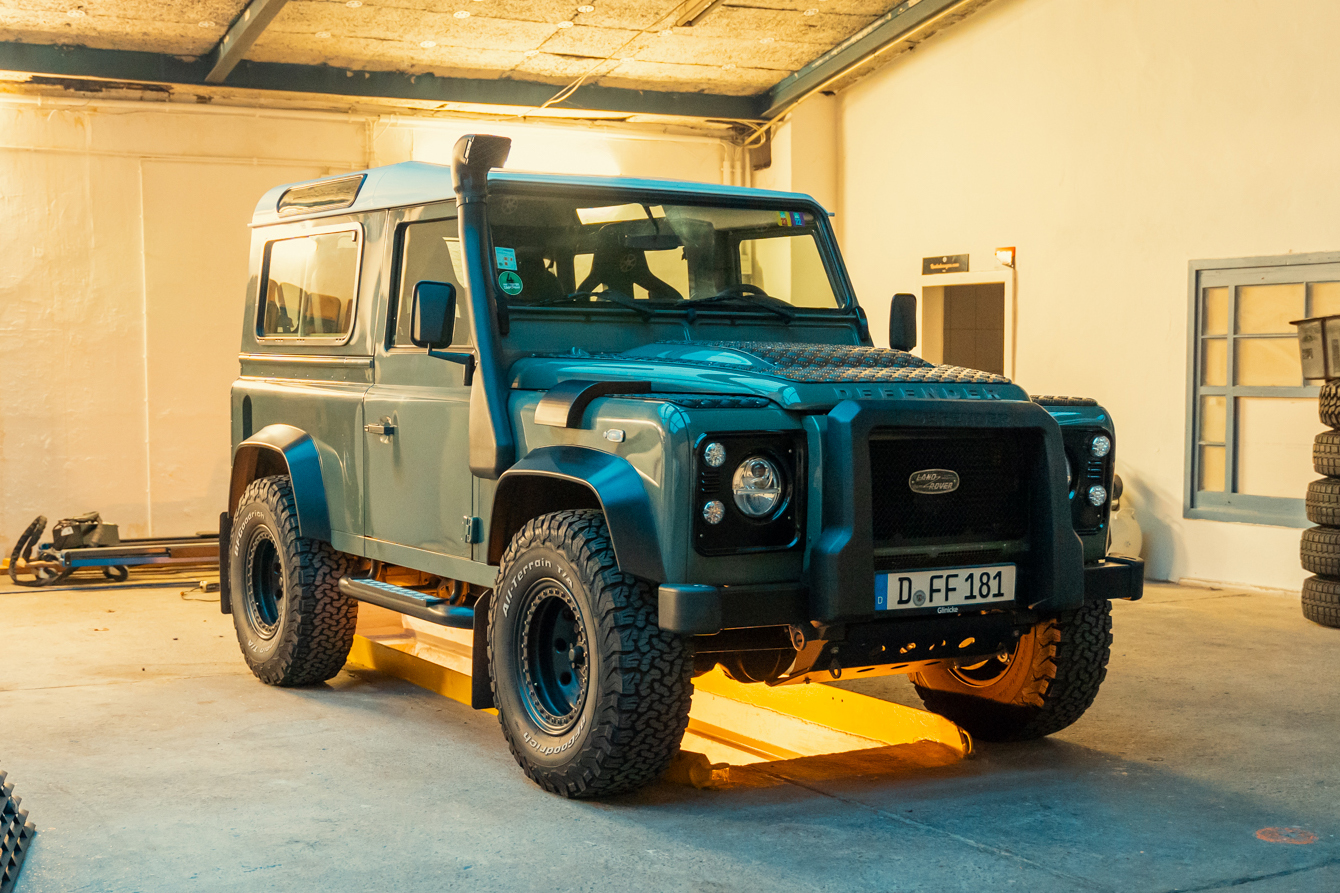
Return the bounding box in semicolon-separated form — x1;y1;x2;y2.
452;133;514;479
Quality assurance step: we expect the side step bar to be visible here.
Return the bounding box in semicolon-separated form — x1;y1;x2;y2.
338;577;474;629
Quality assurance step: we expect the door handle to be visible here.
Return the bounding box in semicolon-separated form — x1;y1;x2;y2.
365;422;396;436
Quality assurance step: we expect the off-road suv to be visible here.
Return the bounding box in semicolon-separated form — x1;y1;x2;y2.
221;133;1143;798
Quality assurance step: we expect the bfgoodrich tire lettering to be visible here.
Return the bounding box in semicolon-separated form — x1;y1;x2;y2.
912;599;1112;741
489;510;693;798
230;475;357;686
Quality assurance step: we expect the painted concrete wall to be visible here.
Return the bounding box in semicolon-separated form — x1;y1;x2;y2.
0;99;733;557
833;0;1340;590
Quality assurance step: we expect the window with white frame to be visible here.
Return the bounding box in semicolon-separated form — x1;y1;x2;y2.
1187;254;1340;526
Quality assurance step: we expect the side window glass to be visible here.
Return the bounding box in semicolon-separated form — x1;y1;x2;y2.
394;218;469;348
259;230;359;338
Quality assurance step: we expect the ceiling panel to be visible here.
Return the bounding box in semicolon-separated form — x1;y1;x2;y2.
0;0;243;55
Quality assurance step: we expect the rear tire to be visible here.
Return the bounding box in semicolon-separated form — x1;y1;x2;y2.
229;475;357;686
912;599;1112;741
489;510;693;798
1302;575;1340;629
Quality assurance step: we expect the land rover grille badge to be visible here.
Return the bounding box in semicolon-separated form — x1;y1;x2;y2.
909;469;960;495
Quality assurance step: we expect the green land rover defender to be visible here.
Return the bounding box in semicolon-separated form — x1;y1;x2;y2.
221;133;1143;798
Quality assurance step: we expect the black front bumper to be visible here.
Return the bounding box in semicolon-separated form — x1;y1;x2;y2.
658;557;1144;635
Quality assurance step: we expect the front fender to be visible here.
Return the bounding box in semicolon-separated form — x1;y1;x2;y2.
490;445;666;582
229;423;332;543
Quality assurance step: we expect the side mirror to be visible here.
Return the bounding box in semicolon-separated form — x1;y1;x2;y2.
889;293;917;351
412;281;456;348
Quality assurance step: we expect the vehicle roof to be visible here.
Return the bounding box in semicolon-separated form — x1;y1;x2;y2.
250;161;826;226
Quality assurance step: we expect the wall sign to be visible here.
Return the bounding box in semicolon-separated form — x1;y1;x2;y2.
923;254;969;274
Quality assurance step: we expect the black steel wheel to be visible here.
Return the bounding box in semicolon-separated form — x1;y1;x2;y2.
229;475;357;686
912;599;1112;741
489;510;694;798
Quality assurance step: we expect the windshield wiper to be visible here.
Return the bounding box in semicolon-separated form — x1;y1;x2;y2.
681;284;795;323
531;289;653;321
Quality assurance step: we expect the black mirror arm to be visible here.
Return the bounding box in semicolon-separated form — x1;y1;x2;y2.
428;348;477;386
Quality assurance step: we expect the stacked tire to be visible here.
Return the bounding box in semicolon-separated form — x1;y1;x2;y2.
1302;383;1340;628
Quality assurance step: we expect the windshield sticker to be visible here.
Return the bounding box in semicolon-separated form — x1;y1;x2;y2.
777;211;791;227
778;210;806;227
495;246;517;270
498;270;523;295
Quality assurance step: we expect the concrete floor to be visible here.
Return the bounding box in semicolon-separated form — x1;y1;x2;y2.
3;574;1338;892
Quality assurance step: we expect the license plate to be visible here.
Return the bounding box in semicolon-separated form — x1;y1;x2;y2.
875;564;1016;611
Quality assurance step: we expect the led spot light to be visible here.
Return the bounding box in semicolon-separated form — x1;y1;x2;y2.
703;442;726;468
1090;435;1111;458
1087;485;1108;507
702;500;725;525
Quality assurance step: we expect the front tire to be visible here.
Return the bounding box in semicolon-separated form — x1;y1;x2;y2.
229;475;357;686
912;599;1112;741
489;510;694;798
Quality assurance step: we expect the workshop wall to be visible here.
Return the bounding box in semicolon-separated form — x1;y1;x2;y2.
0;100;734;555
833;0;1340;590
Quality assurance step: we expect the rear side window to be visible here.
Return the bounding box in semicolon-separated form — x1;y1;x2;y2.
259;230;360;339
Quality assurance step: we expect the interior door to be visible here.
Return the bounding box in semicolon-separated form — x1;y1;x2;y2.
363;212;476;562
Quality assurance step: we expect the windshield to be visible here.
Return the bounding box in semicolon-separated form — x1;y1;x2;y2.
487;191;844;313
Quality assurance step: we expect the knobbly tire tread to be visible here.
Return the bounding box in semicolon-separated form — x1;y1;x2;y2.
7;515;48;587
231;475;357;686
1320;380;1340;429
490;509;694;799
1302;575;1340;629
1315;431;1340;476
1300;527;1340;577
1305;478;1340;527
913;599;1113;741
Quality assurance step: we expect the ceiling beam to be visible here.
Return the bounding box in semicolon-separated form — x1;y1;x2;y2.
0;42;765;120
762;0;976;119
207;0;290;83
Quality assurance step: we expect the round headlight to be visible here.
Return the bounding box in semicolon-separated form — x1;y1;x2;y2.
1091;435;1112;458
1087;484;1108;507
732;456;783;518
702;500;725;525
704;442;727;468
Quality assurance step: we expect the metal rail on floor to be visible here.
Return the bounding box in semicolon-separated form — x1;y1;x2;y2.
347;608;972;786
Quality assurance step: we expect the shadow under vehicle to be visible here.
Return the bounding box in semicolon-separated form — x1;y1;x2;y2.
220;134;1143;798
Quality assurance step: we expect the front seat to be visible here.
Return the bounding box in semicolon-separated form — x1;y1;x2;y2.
577;233;681;302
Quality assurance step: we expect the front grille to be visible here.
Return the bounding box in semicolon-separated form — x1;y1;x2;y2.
873;548;1017;572
869;429;1033;546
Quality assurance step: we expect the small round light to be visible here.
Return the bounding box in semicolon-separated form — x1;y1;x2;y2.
721;63;736;71
578;4;594;10
557;20;574;27
346;0;363;7
703;442;726;468
1091;435;1112;458
315;30;332;38
1087;485;1108;507
67;8;86;17
524;49;540;56
198;20;216;28
732;456;783;518
420;39;437;47
702;500;725;525
759;36;775;43
454;10;470;17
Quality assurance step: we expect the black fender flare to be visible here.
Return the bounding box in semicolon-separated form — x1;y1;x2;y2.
489;445;666;583
228;424;332;543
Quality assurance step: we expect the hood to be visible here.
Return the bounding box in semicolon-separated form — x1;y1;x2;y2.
509;341;1022;408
